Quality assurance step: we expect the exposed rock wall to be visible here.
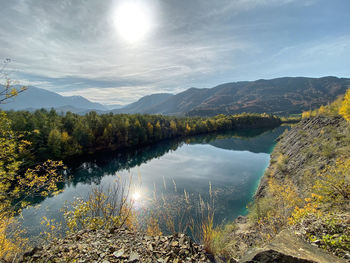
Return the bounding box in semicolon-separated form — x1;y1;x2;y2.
256;116;349;199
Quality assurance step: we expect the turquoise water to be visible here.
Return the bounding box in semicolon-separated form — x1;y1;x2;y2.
21;126;288;236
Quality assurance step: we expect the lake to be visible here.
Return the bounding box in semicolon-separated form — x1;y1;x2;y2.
21;126;288;237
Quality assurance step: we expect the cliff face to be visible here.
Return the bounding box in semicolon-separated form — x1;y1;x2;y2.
256;116;349;199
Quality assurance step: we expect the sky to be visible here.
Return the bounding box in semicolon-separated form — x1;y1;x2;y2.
0;0;349;105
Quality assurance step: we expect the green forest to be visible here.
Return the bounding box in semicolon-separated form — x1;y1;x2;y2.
6;109;281;162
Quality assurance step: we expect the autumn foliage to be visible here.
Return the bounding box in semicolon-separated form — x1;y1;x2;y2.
339;88;350;121
0;111;64;260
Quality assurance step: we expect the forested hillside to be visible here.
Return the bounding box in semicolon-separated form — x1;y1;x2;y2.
117;77;350;116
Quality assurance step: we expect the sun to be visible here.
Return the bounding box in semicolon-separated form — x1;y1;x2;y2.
113;2;152;43
132;191;141;201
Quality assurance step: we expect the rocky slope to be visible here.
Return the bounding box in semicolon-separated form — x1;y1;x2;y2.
256;116;349;199
20;228;213;263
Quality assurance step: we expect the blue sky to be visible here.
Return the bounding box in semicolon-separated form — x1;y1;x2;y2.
0;0;349;105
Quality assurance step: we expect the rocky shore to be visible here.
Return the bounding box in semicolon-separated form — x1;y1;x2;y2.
20;228;213;263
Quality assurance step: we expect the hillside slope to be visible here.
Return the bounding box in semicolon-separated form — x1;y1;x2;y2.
256;116;349;198
121;77;350;116
114;93;174;114
216;116;350;262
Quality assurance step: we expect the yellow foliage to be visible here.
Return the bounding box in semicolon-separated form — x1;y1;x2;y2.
147;122;153;137
185;123;191;134
301;94;345;119
268;177;302;211
61;131;70;142
288;199;322;225
339;88;350;121
201;213;219;255
302;111;311;118
146;216;162;236
0;112;65;260
40;216;62;241
313;158;350;207
64;186;137;232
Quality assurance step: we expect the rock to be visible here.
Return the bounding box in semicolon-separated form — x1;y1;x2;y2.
20;228;213;262
242;249;316;263
239;230;348;263
113;248;125;258
171;241;179;247
22;247;42;258
129;251;140;261
311;240;321;246
235;216;248;224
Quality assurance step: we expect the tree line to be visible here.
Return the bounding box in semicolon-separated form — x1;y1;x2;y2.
5;109;281;162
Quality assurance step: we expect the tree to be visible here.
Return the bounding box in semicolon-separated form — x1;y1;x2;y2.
48;129;62;159
170;120;177;135
0;59;26;104
0;71;64;260
0;111;64;259
154;120;162;139
339;88;350;121
147;122;154;139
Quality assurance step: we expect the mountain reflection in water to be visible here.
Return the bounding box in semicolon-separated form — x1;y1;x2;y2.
21;126;288;237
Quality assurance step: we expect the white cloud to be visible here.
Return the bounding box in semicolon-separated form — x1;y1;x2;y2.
1;0;347;105
58;85;183;104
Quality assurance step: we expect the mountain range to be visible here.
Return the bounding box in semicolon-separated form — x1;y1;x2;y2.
117;76;350;116
0;85;107;112
1;76;350;116
113;93;173;114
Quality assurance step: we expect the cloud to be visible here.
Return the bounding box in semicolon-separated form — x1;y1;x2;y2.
0;0;348;105
58;85;183;104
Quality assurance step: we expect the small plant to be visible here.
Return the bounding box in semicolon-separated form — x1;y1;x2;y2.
276;154;288;172
313;158;350;209
321;234;350;252
146;215;162;236
63;179;137;232
40;217;62;241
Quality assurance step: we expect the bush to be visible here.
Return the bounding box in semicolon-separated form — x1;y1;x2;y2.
63;183;137;232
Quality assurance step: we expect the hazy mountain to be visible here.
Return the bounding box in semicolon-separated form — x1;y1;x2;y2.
3;77;349;116
0;85;107;111
114;93;174;114
123;77;350;116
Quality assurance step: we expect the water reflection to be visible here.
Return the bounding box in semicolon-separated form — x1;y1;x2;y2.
21;126;288;237
65;126;287;187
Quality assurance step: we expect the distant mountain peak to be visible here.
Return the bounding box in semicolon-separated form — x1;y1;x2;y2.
0;85;107;112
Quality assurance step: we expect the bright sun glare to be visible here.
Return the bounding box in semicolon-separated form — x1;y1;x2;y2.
114;2;152;43
132;191;141;201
